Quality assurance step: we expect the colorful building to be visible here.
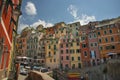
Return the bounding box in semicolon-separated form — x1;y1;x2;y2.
45;38;60;69
0;0;22;79
80;25;91;67
96;18;120;61
59;37;71;69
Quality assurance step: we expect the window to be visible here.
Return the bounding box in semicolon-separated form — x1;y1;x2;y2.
111;37;114;42
73;50;75;53
67;39;69;42
109;30;112;34
54;52;56;55
78;63;81;68
66;49;69;53
78;57;80;60
61;44;63;48
72;57;74;61
61;56;63;60
104;31;107;35
98;32;100;35
49;45;51;49
105;38;108;42
54;45;56;50
56;41;58;44
94;34;96;38
66;44;68;47
91;43;93;47
63;39;65;42
89;35;91;38
77;42;79;46
66;56;69;60
61;50;63;54
99;39;101;43
76;49;80;53
70;49;72;53
50;59;52;62
106;46;111;50
111;45;115;49
84;51;87;56
82;44;87;48
81;37;86;40
65;64;68;68
76;32;78;36
95;43;97;46
49;52;51;57
71;43;73;47
54;59;56;62
99;46;103;50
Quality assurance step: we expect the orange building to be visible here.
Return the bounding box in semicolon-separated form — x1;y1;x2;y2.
96;18;120;61
0;0;22;79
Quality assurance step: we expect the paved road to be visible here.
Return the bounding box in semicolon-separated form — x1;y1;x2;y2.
18;74;27;80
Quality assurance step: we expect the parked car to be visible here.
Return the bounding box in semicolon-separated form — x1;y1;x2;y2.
33;66;41;71
20;68;28;75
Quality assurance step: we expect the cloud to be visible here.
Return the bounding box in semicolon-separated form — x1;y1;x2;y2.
67;5;96;25
67;5;78;19
18;19;53;33
30;19;53;28
25;2;37;15
18;23;29;33
76;14;96;25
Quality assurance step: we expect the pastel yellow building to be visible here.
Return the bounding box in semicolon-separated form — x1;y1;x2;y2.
45;39;60;69
70;37;82;69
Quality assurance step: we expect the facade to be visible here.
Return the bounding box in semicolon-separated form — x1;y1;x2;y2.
96;18;120;61
87;22;101;66
17;17;120;70
45;39;60;69
80;25;91;67
0;0;22;79
60;37;71;69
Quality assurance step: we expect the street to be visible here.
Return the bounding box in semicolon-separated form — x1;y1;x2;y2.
18;74;27;80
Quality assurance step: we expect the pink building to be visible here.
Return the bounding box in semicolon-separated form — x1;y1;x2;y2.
60;37;71;69
88;31;100;66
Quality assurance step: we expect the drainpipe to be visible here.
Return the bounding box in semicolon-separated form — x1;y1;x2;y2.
0;0;6;21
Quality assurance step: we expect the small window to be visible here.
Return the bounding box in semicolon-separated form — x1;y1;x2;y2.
104;31;107;35
49;45;51;49
61;50;63;54
111;45;115;49
78;57;80;60
66;56;69;60
82;44;87;48
98;32;100;35
109;30;112;33
95;43;97;46
77;42;79;46
105;38;108;42
66;44;68;47
71;43;73;47
66;49;69;53
61;44;63;48
84;51;87;56
99;46;103;50
99;39;101;43
111;37;114;42
70;49;72;53
72;57;74;61
91;43;93;47
94;34;96;38
61;56;63;60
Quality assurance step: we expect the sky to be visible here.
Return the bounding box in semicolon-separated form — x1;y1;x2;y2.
18;0;120;33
